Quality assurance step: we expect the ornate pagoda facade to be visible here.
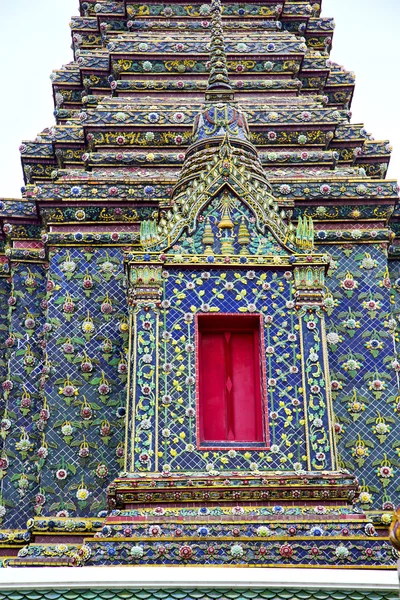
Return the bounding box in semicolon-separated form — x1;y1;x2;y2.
0;0;399;571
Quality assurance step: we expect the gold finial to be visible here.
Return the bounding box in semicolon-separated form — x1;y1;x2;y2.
217;190;234;229
202;217;215;255
206;0;234;101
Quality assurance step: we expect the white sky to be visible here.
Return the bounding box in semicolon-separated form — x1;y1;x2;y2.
0;0;399;199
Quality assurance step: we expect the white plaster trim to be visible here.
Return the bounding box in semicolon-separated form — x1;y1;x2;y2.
0;566;397;591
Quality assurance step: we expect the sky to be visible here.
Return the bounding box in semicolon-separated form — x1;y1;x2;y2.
0;0;399;199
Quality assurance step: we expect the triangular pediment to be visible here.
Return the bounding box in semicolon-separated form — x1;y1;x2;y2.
140;136;306;255
166;187;290;258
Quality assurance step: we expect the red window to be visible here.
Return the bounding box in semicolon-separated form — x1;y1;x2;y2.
197;314;265;446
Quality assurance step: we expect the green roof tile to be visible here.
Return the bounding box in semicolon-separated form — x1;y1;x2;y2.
0;589;397;600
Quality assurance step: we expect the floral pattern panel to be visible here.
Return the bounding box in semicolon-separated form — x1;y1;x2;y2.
322;243;400;510
0;277;10;389
1;262;46;529
130;266;333;474
389;258;400;356
36;247;129;518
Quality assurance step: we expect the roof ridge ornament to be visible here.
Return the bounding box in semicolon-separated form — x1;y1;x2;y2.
205;0;235;102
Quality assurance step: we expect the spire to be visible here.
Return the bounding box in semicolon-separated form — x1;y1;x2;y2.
205;0;234;102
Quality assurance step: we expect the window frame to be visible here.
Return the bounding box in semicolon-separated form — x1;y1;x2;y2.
195;312;270;451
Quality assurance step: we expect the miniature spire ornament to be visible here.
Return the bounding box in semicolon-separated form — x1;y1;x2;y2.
205;0;235;102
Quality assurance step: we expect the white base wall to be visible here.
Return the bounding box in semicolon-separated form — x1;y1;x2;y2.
0;566;397;591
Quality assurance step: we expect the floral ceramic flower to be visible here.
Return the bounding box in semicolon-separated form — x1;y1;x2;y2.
335;545;349;559
314;505;327;514
59;383;78;397
363;299;380;312
359;491;372;504
257;526;272;537
361;256;376;269
374;422;389;435
81;406;92;420
356;184;367;195
320;184;331;195
61;424;73;436
24;317;35;330
230;544;244;557
381;513;393;525
37;446;48;459
309;526;324;538
323;296;335;311
70;186;82;197
342;358;361;373
82;320;95;334
279;543;293;557
378;466;393;478
76;488;90;501
101;301;112;314
95;464;108;478
149;525;161;536
179;545;193;560
139;452;150;464
369;379;385;392
326;332;340;345
131;546;144;558
350;401;364;413
153;507;165;516
232;506;244;516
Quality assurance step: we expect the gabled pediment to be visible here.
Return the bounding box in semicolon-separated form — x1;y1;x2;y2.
140;135;313;256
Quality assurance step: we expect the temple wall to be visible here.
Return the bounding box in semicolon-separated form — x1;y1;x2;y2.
1;243;399;525
22;247;128;520
322;242;400;511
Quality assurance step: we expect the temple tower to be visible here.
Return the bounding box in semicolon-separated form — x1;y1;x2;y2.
0;0;398;570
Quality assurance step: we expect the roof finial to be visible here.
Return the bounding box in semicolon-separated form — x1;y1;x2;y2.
205;0;234;102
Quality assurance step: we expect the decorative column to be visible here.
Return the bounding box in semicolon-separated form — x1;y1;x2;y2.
389;511;400;590
294;263;337;471
124;262;163;473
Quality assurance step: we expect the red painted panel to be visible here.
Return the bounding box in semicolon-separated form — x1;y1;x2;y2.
231;331;263;442
198;314;264;444
200;331;227;441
